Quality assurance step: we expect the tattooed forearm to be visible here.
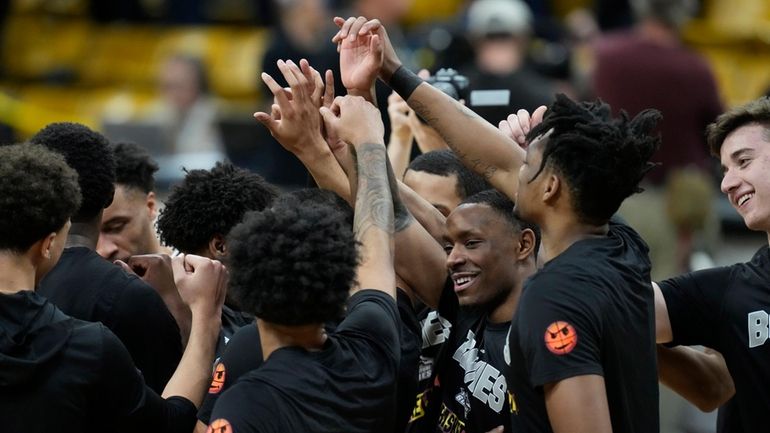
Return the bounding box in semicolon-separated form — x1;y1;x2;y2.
385;157;414;232
353;143;394;241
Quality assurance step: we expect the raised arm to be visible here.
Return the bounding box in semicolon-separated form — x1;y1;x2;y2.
255;59;351;198
333;17;541;200
320;95;395;297
162;254;226;406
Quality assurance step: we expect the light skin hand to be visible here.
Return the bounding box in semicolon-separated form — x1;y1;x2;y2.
333;17;400;82
320;95;385;150
498;106;548;147
254;59;328;159
388;92;413;143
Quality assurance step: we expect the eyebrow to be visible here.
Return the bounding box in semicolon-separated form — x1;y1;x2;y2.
721;148;754;172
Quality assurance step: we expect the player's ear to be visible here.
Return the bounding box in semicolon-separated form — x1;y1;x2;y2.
517;228;536;261
208;234;227;259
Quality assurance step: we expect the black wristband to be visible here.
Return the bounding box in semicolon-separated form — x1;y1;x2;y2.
388;65;423;101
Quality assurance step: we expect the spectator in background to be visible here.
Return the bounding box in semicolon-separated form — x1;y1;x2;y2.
97;142;170;262
156;55;225;157
592;0;724;279
459;0;554;125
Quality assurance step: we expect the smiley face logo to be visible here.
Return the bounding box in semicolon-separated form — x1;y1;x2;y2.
207;418;232;433
208;362;226;394
544;321;578;355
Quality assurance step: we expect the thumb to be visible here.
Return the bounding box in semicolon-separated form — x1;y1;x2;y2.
319;106;337;125
370;34;383;59
254;112;275;128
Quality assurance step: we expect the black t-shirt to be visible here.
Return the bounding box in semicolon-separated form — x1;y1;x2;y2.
0;291;196;433
208;290;400;433
38;247;183;393
430;278;517;433
406;303;453;433
200;289;420;433
660;245;770;433
506;219;658;433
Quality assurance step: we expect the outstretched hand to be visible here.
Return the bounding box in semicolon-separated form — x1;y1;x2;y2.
498;106;548;147
254;59;330;158
332;16;401;84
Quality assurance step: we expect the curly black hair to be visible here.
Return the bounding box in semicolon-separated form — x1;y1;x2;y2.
112;142;159;193
461;189;540;255
227;196;358;325
407;149;493;200
30;122;115;222
527;94;661;225
157;162;279;253
0;144;82;253
274;188;354;228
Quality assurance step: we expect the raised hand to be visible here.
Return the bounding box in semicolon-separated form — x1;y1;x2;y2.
498;106;548;147
254;59;329;159
333;16;400;85
320;96;385;149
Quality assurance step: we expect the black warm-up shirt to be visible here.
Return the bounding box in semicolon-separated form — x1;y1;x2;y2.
660;245;770;433
0;291;196;433
38;247;183;392
208;290;400;433
431;278;517;433
200;289;420;433
506;218;658;433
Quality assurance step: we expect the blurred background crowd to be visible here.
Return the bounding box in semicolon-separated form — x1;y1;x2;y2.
0;1;769;431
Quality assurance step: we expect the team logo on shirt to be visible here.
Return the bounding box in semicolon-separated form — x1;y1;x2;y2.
748;310;770;348
544;321;578;355
207;418;232;433
455;388;472;418
452;330;508;413
421;310;452;349
208;362;226;394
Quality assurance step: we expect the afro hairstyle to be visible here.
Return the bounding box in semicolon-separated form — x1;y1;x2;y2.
407;149;493;200
30;122;115;222
527;94;661;225
226;195;358;326
0;144;82;253
274;188;354;228
112;142;159;193
460;189;540;254
157;162;279;253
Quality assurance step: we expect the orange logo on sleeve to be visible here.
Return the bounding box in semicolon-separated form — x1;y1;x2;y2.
208;362;226;394
207;419;232;433
544;321;578;355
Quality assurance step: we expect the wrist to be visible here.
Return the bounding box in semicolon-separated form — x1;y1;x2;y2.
381;58;403;83
293;134;331;162
388;66;422;101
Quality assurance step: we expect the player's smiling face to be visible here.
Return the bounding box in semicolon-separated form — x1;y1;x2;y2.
720;123;770;234
443;203;519;307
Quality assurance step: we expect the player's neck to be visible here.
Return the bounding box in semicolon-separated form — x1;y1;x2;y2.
257;319;328;360
0;253;36;295
66;214;102;250
539;214;608;264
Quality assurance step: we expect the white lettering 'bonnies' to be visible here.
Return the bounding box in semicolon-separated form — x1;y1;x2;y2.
452;330;507;413
748;310;770;348
421;310;452;349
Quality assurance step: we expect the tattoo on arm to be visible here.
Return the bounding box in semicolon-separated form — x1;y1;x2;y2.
353;143;395;241
385;157;414;232
408;100;499;181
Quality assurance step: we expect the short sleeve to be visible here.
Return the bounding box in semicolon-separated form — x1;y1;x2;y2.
199;324;264;424
658;267;731;348
110;278;183;393
209;383;280;433
335;290;400;361
516;273;604;387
